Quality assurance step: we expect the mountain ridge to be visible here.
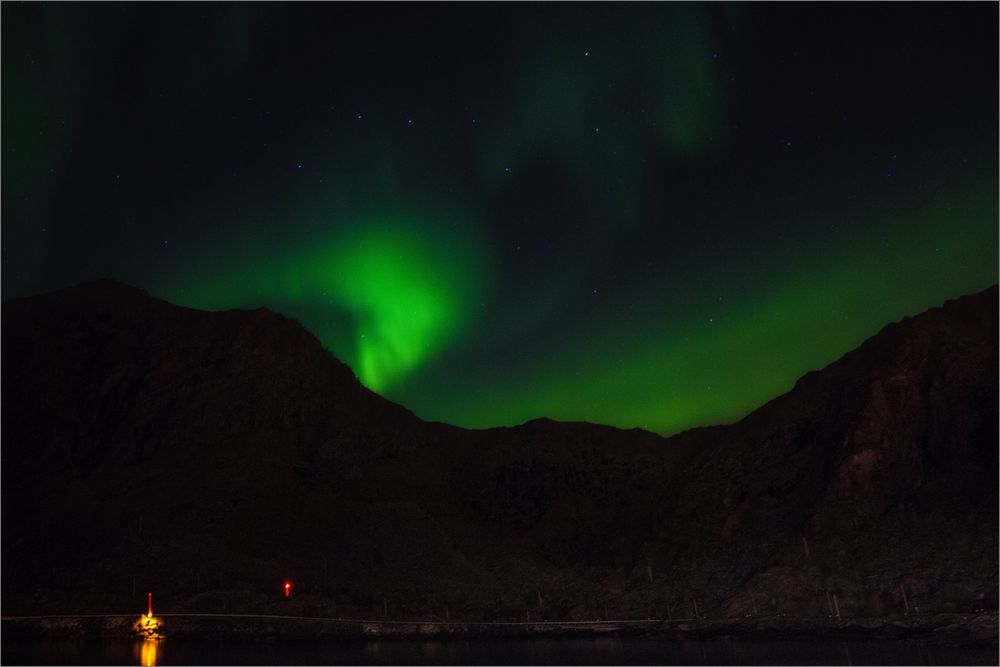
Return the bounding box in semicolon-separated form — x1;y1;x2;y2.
2;279;996;621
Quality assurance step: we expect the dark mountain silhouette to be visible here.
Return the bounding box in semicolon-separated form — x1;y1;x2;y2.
2;280;996;622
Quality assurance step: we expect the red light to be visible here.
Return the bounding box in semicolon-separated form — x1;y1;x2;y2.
284;581;292;597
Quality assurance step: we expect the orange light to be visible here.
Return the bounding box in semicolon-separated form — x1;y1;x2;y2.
133;613;162;640
140;639;158;667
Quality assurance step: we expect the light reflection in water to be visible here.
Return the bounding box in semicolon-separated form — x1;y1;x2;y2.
2;636;995;665
139;639;158;666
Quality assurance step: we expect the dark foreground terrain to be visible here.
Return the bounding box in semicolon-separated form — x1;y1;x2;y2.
2;611;997;644
2;281;997;638
4;633;997;666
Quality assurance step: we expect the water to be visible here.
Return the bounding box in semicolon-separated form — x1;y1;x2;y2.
2;636;996;665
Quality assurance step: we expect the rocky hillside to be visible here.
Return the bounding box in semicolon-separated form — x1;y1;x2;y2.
2;280;996;622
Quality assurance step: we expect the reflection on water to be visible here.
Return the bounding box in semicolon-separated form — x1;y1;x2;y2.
136;640;158;667
1;636;997;666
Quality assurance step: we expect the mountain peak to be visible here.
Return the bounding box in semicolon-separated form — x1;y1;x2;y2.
2;282;996;620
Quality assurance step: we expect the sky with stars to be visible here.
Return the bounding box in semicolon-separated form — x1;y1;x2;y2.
3;3;997;435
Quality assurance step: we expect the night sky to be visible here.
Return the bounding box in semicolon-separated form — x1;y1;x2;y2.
3;3;997;435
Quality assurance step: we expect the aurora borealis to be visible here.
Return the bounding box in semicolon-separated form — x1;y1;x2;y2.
3;3;997;435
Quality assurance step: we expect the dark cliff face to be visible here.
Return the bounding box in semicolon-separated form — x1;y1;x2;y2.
643;288;999;619
2;280;996;620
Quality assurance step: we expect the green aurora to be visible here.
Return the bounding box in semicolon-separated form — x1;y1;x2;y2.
164;213;487;394
418;184;997;434
158;176;996;435
3;3;997;435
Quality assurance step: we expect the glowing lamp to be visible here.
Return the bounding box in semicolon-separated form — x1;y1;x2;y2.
284;580;292;598
133;594;163;642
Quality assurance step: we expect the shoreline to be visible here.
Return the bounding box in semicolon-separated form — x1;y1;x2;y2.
3;611;996;645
